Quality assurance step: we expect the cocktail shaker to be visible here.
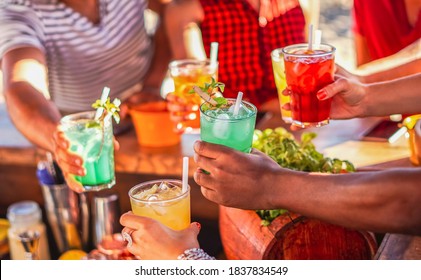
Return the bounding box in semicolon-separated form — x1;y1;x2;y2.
92;193;122;246
37;157;91;254
40;183;84;253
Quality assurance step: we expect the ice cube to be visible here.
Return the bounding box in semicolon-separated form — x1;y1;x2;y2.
158;181;169;191
149;204;167;216
164;186;182;199
134;184;159;200
217;113;230;120
228;104;237;114
212;116;230;139
237;106;249;117
147;194;158;201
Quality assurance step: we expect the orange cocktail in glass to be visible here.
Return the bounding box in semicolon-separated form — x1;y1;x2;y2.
169;59;218;132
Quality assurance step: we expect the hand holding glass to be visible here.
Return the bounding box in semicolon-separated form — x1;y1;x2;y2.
282;43;335;128
60;111;115;191
200;98;257;153
129;180;190;230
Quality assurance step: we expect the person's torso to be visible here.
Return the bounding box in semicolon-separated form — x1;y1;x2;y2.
353;0;421;61
199;0;305;108
3;0;152;112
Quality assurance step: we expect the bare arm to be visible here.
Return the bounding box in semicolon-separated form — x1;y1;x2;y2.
354;33;372;67
140;0;173;89
2;47;95;193
164;0;204;59
271;167;421;235
193;141;421;235
2;47;61;152
364;73;421;116
356;39;421;83
361;59;421;84
298;0;320;36
318;72;421;119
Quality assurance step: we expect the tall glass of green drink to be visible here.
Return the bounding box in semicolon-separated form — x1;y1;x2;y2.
60;111;115;191
200;98;257;153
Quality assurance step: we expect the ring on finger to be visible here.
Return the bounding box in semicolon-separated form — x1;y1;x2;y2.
122;229;135;247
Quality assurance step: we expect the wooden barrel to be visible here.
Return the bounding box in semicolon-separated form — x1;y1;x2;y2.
219;206;378;260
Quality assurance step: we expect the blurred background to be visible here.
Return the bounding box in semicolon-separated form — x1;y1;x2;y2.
0;0;356;147
319;0;355;71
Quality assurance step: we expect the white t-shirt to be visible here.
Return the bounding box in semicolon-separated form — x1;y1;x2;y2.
0;0;153;112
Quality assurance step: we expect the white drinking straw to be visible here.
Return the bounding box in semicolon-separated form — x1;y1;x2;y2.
314;29;322;49
95;86;110;120
308;24;314;51
233;91;243;116
388;126;407;144
182;156;189;193
210;42;219;68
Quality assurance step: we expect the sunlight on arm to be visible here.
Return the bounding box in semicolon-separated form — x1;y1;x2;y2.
355;39;421;75
11;58;50;99
299;0;320;37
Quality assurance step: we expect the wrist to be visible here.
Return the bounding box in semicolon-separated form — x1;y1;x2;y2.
361;84;376;117
263;166;290;209
267;168;304;210
177;248;215;260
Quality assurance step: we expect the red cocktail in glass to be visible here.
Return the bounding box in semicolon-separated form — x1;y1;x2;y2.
282;44;335;128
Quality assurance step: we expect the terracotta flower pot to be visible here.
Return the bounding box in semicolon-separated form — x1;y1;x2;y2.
219;206;378;260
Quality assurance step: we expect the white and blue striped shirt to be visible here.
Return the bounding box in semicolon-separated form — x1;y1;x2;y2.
0;0;152;112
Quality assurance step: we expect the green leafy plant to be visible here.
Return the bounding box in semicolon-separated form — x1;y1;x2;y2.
253;127;355;226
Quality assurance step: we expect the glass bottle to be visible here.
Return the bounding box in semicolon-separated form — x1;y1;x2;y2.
7;201;50;260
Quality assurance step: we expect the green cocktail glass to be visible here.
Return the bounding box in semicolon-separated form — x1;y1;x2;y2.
61;111;115;191
200;98;257;153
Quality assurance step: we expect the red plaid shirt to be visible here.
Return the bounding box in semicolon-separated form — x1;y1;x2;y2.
199;0;306;108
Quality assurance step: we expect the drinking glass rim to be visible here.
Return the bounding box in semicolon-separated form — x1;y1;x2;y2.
60;110;113;131
281;43;336;57
200;98;257;121
270;48;284;61
60;111;96;124
168;58;215;69
128;179;190;203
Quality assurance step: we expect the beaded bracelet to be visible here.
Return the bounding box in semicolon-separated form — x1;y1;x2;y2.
177;248;216;260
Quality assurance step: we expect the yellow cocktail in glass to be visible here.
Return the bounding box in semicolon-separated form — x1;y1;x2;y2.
128;180;190;230
271;48;292;123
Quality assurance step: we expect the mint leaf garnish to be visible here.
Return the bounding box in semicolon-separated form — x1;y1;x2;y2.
189;78;227;110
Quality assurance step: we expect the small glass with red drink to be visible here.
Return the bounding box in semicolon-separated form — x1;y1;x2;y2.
282;43;335;128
